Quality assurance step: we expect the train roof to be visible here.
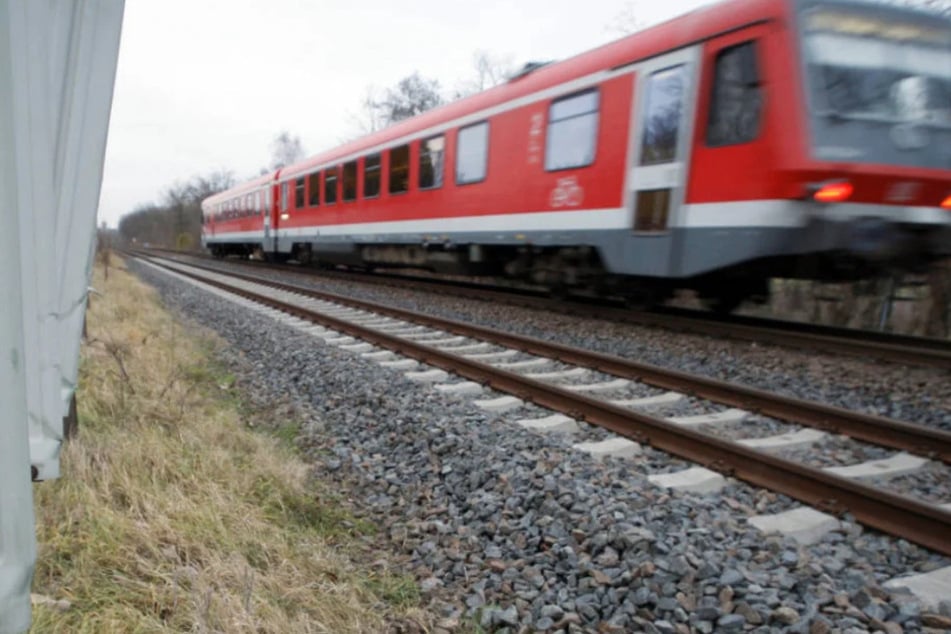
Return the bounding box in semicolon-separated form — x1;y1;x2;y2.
202;171;274;208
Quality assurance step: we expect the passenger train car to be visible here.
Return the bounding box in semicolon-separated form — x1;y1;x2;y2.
202;0;951;310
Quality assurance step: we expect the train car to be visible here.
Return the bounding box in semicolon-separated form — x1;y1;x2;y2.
201;172;275;258
203;0;951;309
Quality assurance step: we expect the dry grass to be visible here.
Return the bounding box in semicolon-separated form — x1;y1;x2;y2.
30;257;428;633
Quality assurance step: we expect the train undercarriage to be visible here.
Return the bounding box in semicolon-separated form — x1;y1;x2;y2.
209;223;945;314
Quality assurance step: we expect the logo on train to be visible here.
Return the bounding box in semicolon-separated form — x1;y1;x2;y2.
549;176;584;208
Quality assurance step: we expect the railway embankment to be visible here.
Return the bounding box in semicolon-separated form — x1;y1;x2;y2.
30;259;430;632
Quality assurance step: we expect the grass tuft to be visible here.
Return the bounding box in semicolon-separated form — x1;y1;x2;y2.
30;257;428;633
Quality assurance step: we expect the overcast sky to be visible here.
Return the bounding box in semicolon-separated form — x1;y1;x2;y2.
97;0;713;227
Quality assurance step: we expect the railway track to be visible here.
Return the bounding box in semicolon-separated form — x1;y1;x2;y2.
147;248;951;371
131;251;951;557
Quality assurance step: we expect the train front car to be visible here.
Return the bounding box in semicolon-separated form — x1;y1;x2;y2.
791;0;951;274
668;0;951;311
194;0;949;311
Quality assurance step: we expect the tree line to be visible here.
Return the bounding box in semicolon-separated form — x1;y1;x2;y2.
118;170;235;249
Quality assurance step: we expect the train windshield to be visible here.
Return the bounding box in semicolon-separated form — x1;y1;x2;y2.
800;4;951;168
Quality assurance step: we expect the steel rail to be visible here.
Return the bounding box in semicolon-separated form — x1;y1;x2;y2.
622;307;951;371
140;254;951;556
142;248;951;370
145;253;951;465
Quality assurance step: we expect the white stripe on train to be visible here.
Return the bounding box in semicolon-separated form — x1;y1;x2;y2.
206;200;951;243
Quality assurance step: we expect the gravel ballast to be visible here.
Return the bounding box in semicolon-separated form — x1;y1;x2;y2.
132;260;951;634
212;262;951;432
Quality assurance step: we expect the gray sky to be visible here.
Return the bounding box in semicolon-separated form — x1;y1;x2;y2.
98;0;712;227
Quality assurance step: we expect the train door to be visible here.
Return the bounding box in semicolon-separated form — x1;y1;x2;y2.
261;189;271;251
627;46;701;276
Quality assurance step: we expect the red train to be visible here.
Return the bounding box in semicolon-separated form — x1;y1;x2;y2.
202;0;951;310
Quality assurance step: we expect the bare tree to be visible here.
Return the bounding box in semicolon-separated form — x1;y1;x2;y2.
119;170;235;249
373;73;444;126
269;131;305;170
607;1;645;36
186;169;235;201
346;86;386;137
452;50;516;99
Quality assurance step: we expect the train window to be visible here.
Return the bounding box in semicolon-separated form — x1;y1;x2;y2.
364;153;381;198
546;89;599;171
706;42;762;146
246;194;253;216
634;189;671;231
342;161;357;201
419;135;444;189
325;168;338;204
456;121;489;185
389;144;410;194
640;65;686;165
280;182;289;211
294;177;305;208
307;172;320;206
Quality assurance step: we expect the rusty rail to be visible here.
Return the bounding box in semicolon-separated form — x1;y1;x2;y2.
142;247;951;370
145;253;951;464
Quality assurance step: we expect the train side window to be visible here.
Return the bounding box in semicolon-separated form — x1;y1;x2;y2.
342;161;357;201
364;153;381;198
706;41;762;146
419;135;444;189
246;194;253;217
294;177;305;208
389;144;410;194
546;89;599;171
280;182;289;212
325;168;338;204
456;121;489;185
307;171;320;206
640;65;686;165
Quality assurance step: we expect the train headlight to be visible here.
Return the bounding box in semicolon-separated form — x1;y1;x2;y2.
941;194;951;210
810;180;854;203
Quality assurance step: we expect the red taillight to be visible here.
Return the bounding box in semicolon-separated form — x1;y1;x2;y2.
813;181;854;203
941;194;951;210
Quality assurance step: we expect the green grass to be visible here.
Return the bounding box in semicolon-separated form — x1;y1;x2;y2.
30;258;429;633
